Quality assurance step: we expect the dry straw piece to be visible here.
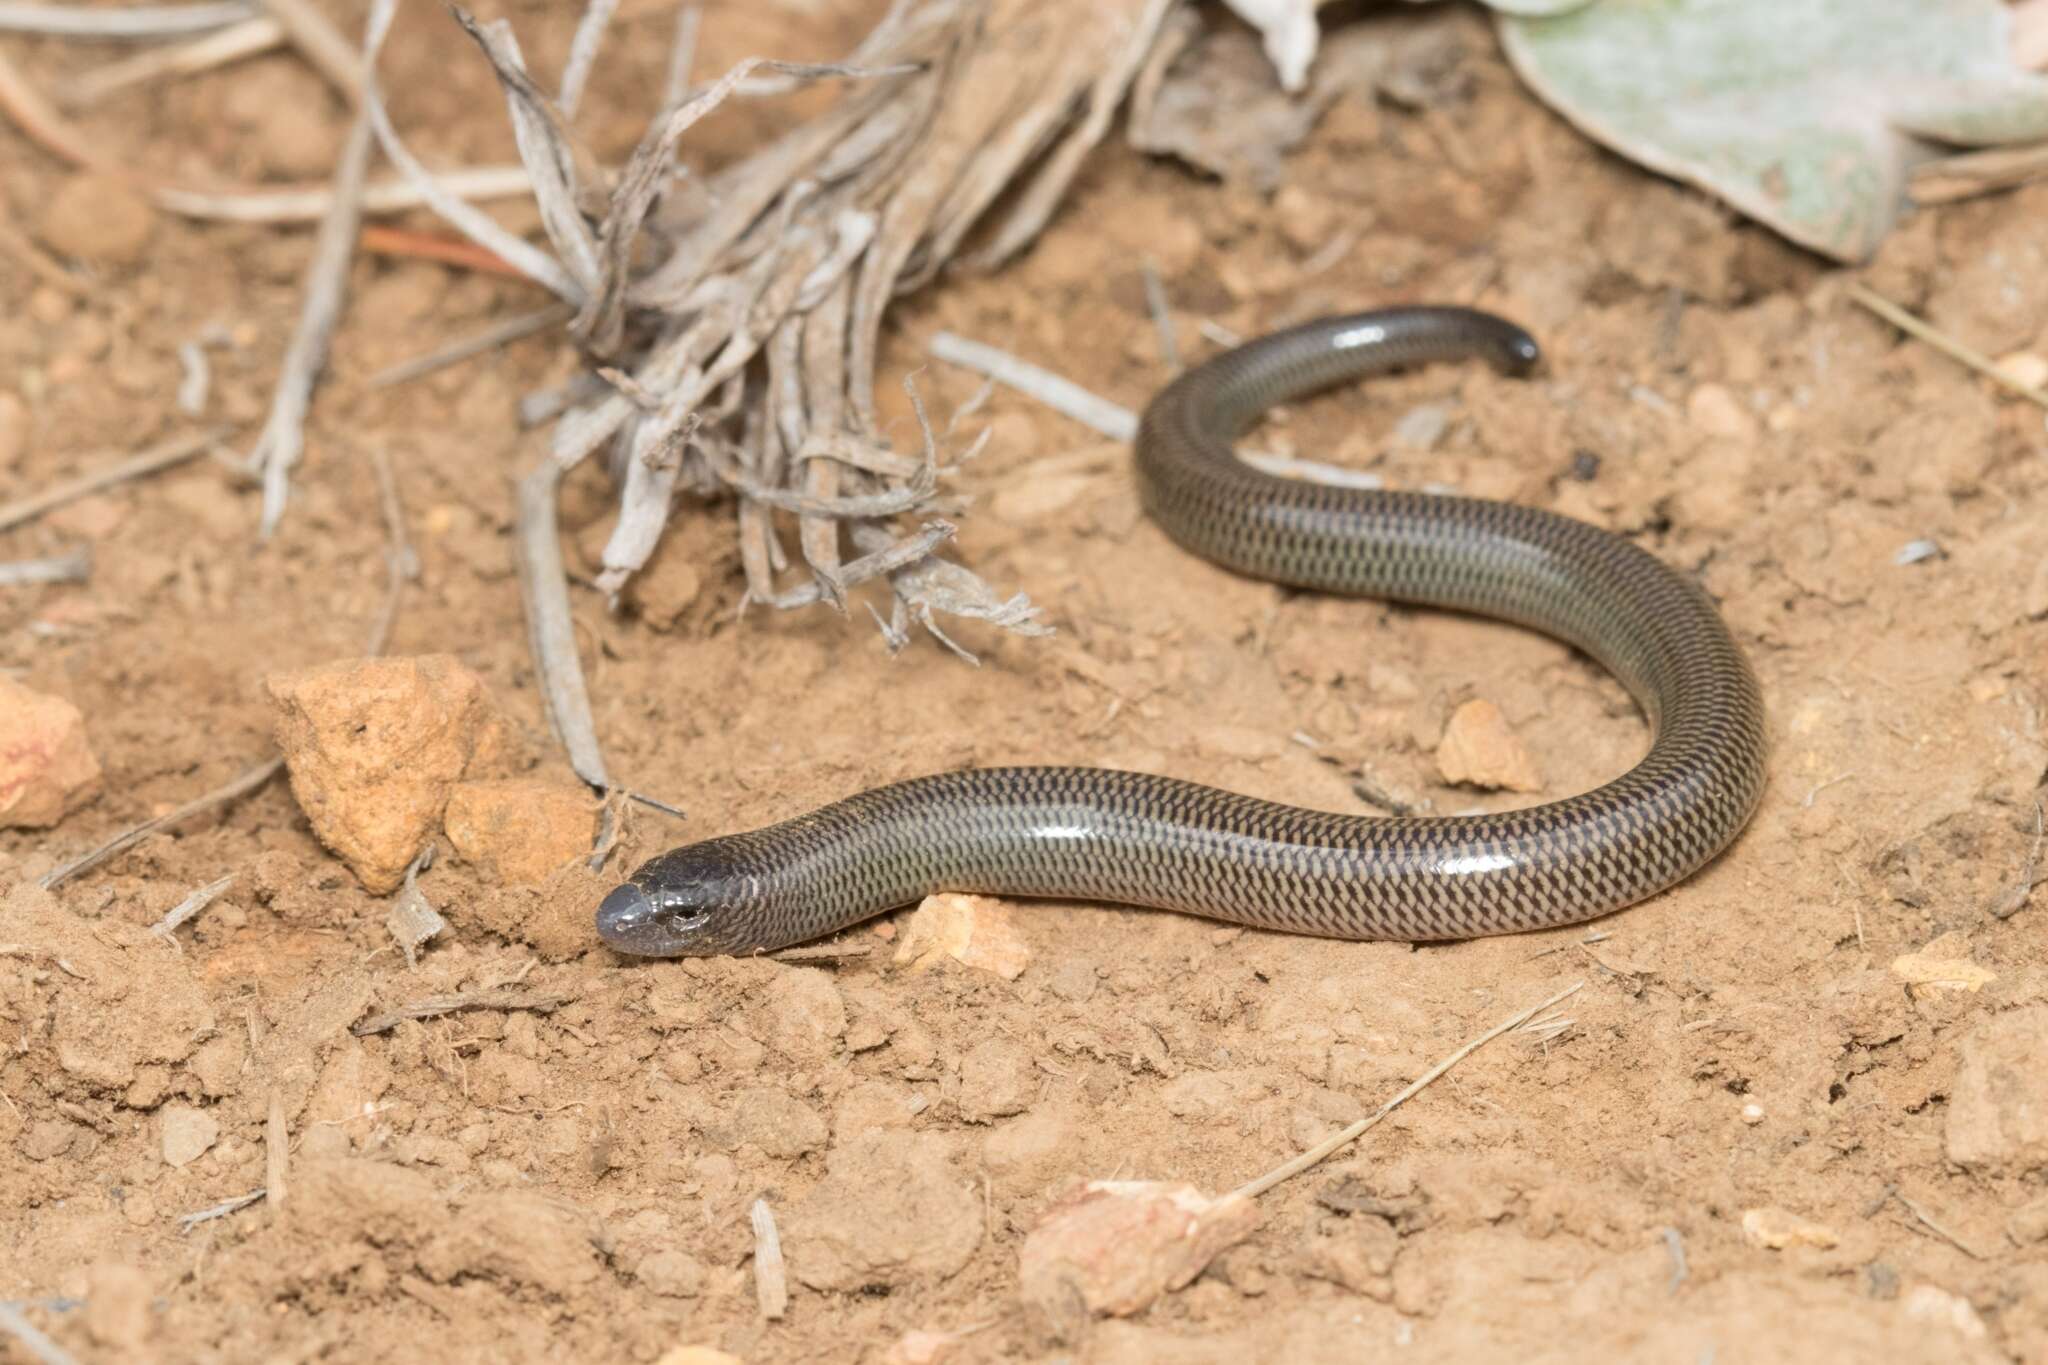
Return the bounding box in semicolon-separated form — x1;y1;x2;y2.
377;0;1178;653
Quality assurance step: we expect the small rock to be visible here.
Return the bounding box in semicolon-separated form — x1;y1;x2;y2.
1019;1181;1262;1331
1685;383;1758;441
1900;1284;1987;1339
443;779;596;886
1947;1005;2048;1172
1274;185;1336;253
1740;1102;1765;1125
763;968;848;1063
727;1087;827;1160
1740;1206;1839;1250
882;1327;974;1365
160;1104;220;1167
1392;403;1451;450
959;1037;1035;1119
265;654;504;893
635;1249;705;1298
37;172;155;267
895;894;1031;979
1996;351;2048;391
654;1350;741;1365
784;1131;981;1291
0;678;102;829
1890;933;1996;997
1435;698;1543;793
20;1117;80;1161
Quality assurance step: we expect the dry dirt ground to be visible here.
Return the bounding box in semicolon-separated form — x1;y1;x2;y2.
5;2;2048;1362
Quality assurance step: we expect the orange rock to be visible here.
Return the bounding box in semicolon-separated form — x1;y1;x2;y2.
443;779;596;886
265;655;504;893
1435;698;1544;793
0;678;102;828
893;893;1030;979
1019;1181;1262;1329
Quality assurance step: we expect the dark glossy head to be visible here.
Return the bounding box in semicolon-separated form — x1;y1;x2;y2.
596;841;760;957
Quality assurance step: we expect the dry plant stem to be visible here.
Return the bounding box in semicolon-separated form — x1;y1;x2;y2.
1848;283;2048;410
1141;255;1181;375
351;990;572;1036
0;43;526;224
662;3;700;109
178;1188;266;1231
360;0;580;298
1894;1191;1989;1260
1909;140;2048;204
256;0;365;105
368;305;573;389
0;1303;75;1365
0;1;249;37
557;0;618;120
0;548;90;586
1230;981;1587;1201
515;458;612;791
37;757;285;891
0;428;221;535
251;110;375;539
1993;799;2045;920
63;16;284;107
750;1199;789;1320
769;941;873;962
151;874;235;940
927;330;1138;440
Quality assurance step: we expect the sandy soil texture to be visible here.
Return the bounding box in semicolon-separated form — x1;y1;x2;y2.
4;3;2048;1362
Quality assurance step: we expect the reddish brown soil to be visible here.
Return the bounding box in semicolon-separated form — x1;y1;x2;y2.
4;3;2047;1362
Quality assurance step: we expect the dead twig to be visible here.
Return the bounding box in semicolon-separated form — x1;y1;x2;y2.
350;990;572;1036
1891;1190;1990;1261
515;457;611;791
750;1198;789;1320
250;111;375;539
151;874;235;943
1848;283;2048;411
928;330;1138;440
368;303;572;389
0;2;248;38
1909;140;2048;205
1657;1225;1688;1294
1140;254;1180;375
0;42;526;224
63;16;284;107
255;0;364;105
0;548;90;587
1230;981;1586;1201
557;0;618;121
770;941;873;963
38;758;284;891
177;1187;267;1231
1992;799;2045;921
0;429;223;535
0;1302;76;1365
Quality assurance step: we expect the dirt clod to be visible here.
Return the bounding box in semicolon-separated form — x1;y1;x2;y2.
0;677;101;829
1946;1005;2048;1172
265;655;505;893
443;779;597;886
1019;1181;1262;1331
1435;698;1543;793
784;1132;982;1292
